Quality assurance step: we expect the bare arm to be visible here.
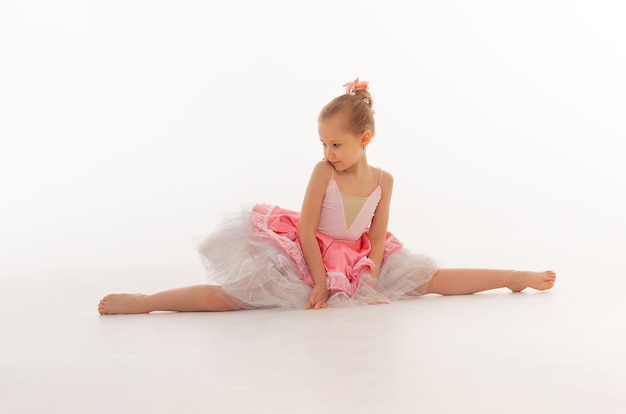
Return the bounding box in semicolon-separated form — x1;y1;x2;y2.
298;161;332;294
366;171;394;279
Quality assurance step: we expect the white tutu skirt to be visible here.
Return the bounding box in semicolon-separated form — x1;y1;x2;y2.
197;208;438;310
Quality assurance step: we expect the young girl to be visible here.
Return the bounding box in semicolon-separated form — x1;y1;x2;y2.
98;78;556;314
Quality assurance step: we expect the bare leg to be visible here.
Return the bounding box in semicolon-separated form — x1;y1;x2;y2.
426;269;556;295
98;285;242;315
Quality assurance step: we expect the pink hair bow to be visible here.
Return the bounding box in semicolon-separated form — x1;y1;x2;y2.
343;78;369;95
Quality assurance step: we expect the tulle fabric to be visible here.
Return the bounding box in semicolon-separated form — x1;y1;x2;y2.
197;206;438;310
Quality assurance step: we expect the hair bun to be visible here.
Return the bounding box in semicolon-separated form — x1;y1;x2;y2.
352;89;372;108
343;78;373;109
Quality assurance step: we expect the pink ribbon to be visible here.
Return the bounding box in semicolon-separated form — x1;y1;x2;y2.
343;78;369;95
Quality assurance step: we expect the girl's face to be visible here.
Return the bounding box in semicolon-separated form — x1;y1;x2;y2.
318;115;370;172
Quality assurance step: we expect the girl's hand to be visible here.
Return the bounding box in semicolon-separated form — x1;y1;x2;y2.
305;285;329;310
364;275;379;289
360;273;390;305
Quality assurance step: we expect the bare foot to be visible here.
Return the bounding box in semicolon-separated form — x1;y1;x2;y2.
508;270;556;293
98;294;149;315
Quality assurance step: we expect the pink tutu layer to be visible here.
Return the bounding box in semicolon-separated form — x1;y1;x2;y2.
197;204;438;309
249;203;402;295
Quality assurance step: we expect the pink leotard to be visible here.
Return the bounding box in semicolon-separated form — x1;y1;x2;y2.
317;168;383;240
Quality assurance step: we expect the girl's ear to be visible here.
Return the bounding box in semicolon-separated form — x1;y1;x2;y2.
361;130;372;147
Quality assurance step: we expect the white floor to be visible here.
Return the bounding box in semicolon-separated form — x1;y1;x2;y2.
2;261;625;414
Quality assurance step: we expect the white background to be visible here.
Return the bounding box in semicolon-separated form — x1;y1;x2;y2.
1;0;625;279
2;2;626;413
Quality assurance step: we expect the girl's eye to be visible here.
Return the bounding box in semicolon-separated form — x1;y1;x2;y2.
333;144;341;148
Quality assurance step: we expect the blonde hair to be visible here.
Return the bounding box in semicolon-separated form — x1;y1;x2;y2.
318;88;375;137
